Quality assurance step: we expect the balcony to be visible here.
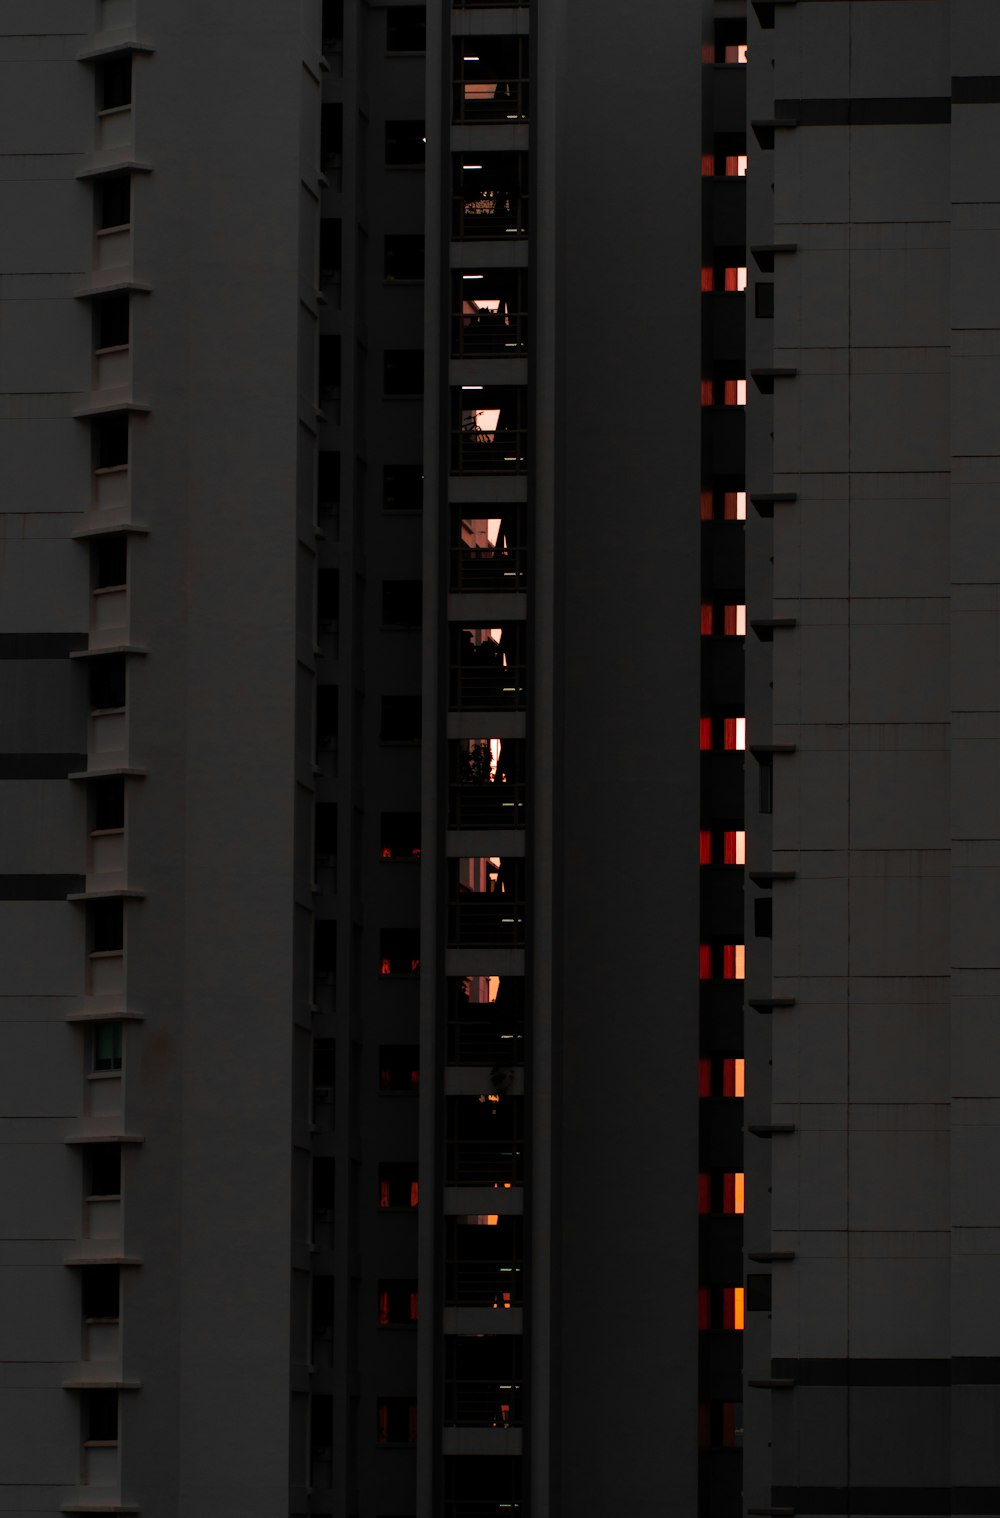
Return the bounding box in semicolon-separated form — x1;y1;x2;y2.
446;1093;523;1186
453;38;529;123
451;508;526;592
453;154;528;241
446;1213;523;1308
453;268;527;358
449;737;525;828
445;1378;523;1428
447;974;524;1064
449;625;526;711
452;381;527;474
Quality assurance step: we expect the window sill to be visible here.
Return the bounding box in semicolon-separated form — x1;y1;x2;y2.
93;464;128;478
95;343;130;357
96;223;132;236
98;104;132;119
88;1069;123;1082
93;583;127;596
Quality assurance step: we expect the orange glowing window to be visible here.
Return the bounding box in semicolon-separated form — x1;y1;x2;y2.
724;154;748;177
723;266;748;292
722;944;745;980
380;957;391;976
723;717;746;751
723;378;747;407
723;490;747;521
700;489;714;521
699;944;713;980
723;604;746;637
722;1057;745;1098
722;1286;745;1330
701;266;715;293
700;717;713;751
724;43;748;63
700;604;714;636
701;152;715;177
698;1287;711;1331
723;830;745;865
698;1173;712;1214
699;829;713;865
409;1180;419;1207
723;1172;745;1214
698;1058;712;1097
700;379;714;407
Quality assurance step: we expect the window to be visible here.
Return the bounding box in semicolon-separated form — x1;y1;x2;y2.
96;175;130;231
377;1398;418;1445
378;1163;419;1210
84;1143;121;1199
319;335;340;398
379;1046;420;1092
722;1057;745;1097
698;1286;711;1331
747;1274;772;1312
313;1038;336;1115
84;1389;118;1445
315;802;338;859
319;218;342;283
754;897;773;938
380;812;420;859
94;535;127;590
699;944;712;980
723;716;746;751
758;755;773;814
321;0;343;50
98;55;132;111
92;1022;123;1073
722;943;745;980
755;281;774;318
723;1172;744;1214
316;685;339;746
701;604;746;636
380;695;421;742
312;1275;335;1340
698;1058;712;1097
699;716;713;751
383;463;422;511
90;899;124;954
700;1057;745;1098
386;6;426;51
379;928;420;977
382;580;422;627
723;830;745;864
310;1393;334;1472
93;413;128;471
313;1157;336;1222
384;233;424;282
81;1264;119;1321
698;1173;712;1214
385;121;426;168
701;265;747;293
93;777;125;831
378;1279;419;1325
89;655;126;712
384;349;423;396
321;103;343;170
318;452;340;509
95;293;129;351
722;1286;745;1330
314;921;337;982
701;488;747;522
317;568;339;625
699;829;712;865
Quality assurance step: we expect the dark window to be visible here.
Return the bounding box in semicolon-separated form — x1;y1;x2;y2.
89;655;126;711
85;1143;121;1198
384;234;424;282
319;219;342;283
387;6;426;51
754;897;772;938
380;812;420;859
92;1021;123;1073
713;19;747;63
84;1388;118;1444
321;103;343;169
95;293;129;351
758;755;773;814
96;175;130;231
385;121;425;167
755;281;774;319
316;685;339;743
379;1046;420;1092
382;464;422;512
98;54;132;111
380;695;420;742
317;569;339;624
94;534;127;589
93;413;128;471
310;1392;334;1464
747;1273;772;1311
319;335;341;397
90;899;123;954
81;1264;119;1320
377;1397;417;1444
382;581;422;628
378;1279;418;1325
378;1163;419;1210
318;452;340;507
93;777;125;831
312;1275;335;1338
315;803;338;858
313;1156;336;1214
314;921;337;977
379;928;420;978
384;349;423;396
313;1038;336;1119
321;0;343;50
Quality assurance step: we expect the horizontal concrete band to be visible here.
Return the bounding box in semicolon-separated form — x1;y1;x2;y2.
773;1489;1000;1516
0;633;87;659
773;1359;1000;1386
0;875;86;900
774;98;951;126
0;754;86;778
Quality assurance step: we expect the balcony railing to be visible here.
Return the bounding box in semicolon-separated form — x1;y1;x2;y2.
449;781;526;828
449;664;526;712
451;544;527;593
453;192;528;240
444;1379;523;1427
446;1138;524;1186
447;1011;524;1065
453;80;529;124
446;1258;524;1307
448;898;525;947
451;427;527;475
452;309;527;359
445;1505;524;1518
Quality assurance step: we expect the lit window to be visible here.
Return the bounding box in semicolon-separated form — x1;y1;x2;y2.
722;944;745;980
723;1172;745;1214
698;1174;711;1214
700;604;714;636
723;491;747;521
723;604;746;637
699;717;713;751
699;830;713;865
723;717;746;751
698;1287;711;1330
92;1022;123;1073
724;154;748;177
700;379;714;407
722;1058;745;1097
701;266;715;293
700;153;715;177
723;830;745;865
724;43;748;64
699;944;713;980
723;266;748;292
698;1058;712;1097
700;490;713;521
723;379;747;407
722;1286;745;1330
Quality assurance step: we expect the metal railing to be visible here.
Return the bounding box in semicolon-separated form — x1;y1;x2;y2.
446;1139;524;1186
449;664;526;711
452;309;528;358
451;427;528;475
448;898;525;947
444;1505;524;1518
451;544;527;592
447;1013;524;1065
444;1379;523;1427
448;781;526;828
453;80;529;124
445;1258;524;1307
453;192;528;240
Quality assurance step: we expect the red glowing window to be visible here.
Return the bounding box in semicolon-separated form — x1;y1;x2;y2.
700;604;714;636
722;1286;745;1330
723;154;748;177
699;944;713;980
700;378;714;407
722;1057;745;1098
700;717;713;751
723;378;747;406
723;604;746;637
700;489;714;521
701;266;715;292
722;944;745;980
701;153;715;177
723;717;746;751
698;1173;711;1214
723;266;747;292
723;490;747;521
723;1172;745;1214
725;43;748;64
699;830;713;865
723;830;745;865
698;1058;712;1097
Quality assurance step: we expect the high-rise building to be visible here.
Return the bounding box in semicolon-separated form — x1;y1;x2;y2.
5;2;996;1517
